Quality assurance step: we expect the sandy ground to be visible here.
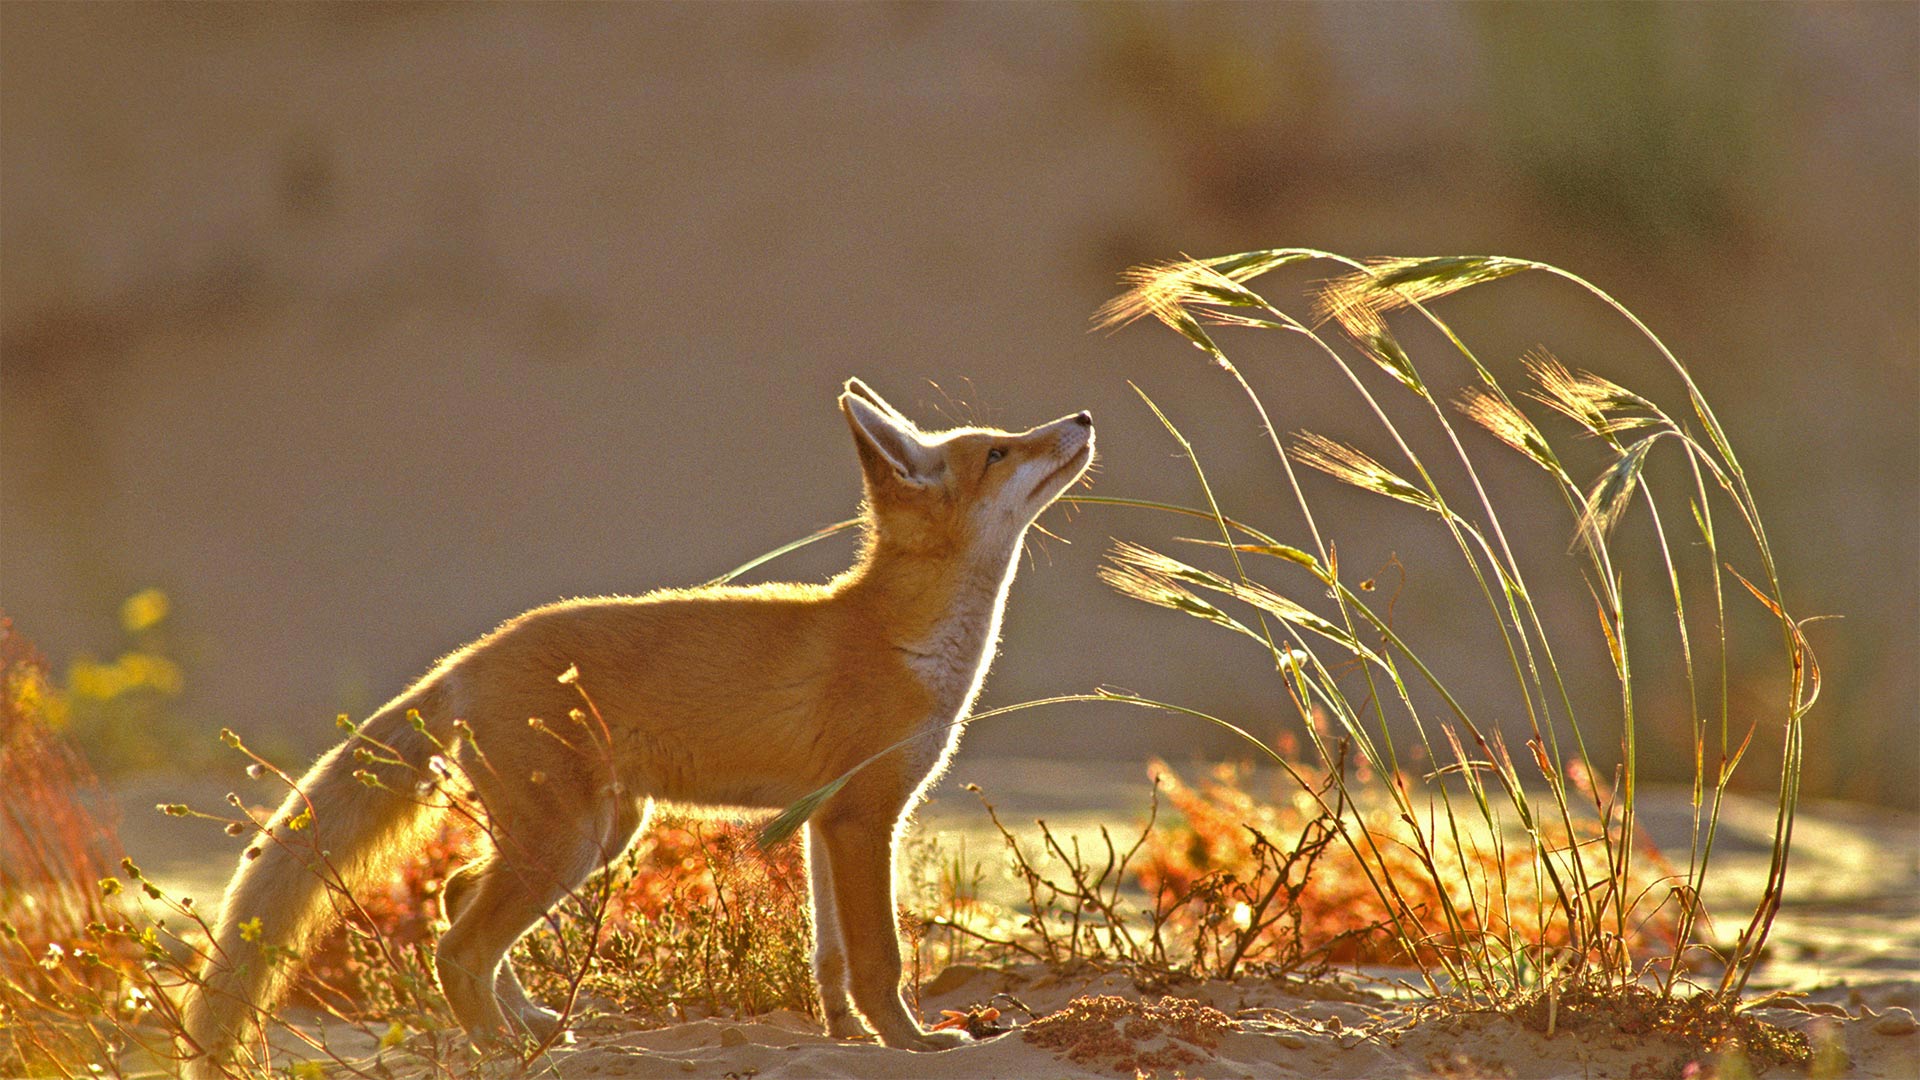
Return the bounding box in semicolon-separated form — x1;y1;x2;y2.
110;759;1920;1077
264;963;1920;1079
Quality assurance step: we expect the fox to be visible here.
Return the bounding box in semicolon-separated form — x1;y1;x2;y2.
180;378;1095;1075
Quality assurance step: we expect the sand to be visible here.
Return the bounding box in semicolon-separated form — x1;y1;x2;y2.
311;961;1919;1079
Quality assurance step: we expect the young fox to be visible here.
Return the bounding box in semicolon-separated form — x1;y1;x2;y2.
182;379;1094;1073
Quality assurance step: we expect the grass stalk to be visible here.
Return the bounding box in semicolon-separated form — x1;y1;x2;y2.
1083;249;1812;1002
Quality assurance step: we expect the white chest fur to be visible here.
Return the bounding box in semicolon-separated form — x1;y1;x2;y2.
896;553;1018;733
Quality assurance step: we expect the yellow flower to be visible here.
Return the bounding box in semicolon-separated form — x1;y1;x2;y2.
120;588;170;633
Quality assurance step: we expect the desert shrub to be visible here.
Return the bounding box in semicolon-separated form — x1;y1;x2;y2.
292;819;470;1024
0;615;148;1073
89;744;818;1075
214;752;820;1048
271;803;819;1034
1138;758;1676;974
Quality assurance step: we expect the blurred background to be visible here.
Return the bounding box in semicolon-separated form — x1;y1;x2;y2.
3;3;1915;812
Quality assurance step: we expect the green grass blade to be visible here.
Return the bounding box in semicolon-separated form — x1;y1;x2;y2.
702;517;863;587
757;692;1292;850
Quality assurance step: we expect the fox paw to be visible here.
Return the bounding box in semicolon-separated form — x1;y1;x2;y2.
510;1005;564;1043
901;1028;970;1051
825;1011;874;1040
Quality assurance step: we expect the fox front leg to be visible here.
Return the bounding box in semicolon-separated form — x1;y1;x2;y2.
806;823;875;1040
816;814;967;1051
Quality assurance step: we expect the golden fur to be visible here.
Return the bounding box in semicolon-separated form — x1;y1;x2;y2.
181;379;1093;1073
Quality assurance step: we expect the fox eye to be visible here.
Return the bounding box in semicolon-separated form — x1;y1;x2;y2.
985;447;1006;466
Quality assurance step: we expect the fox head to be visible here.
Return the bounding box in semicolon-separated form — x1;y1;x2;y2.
839;377;1094;563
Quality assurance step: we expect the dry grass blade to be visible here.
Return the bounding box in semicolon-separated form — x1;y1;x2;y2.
1312;255;1527;337
1366;326;1427;394
702;517;862;588
756;776;848;849
1094;251;1311;333
1309;256;1537;399
1575;437;1657;547
1097;261;1226;332
1291;431;1439;512
1175;537;1322;572
1098;554;1261;641
1105;540;1238;594
1524;350;1661;439
1105;541;1378;663
1456;387;1558;473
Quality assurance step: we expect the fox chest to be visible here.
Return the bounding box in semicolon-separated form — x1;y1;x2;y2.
895;591;1008;729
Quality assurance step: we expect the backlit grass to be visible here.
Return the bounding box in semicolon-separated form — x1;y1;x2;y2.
1080;248;1814;1003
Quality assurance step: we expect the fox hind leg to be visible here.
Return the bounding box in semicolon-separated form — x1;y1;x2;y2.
436;797;648;1045
442;861;562;1040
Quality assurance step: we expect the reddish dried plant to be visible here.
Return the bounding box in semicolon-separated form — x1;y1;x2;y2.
0;616;139;1069
624;816;806;919
0;618;122;943
1137;758;1677;971
553;814;816;1020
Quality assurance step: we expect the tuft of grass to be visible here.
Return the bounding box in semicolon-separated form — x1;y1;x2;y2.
1081;248;1814;1009
1491;980;1810;1068
0;647;825;1077
291;820;468;1024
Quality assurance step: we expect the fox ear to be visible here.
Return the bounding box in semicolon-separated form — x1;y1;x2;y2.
842;390;936;485
842;377;917;429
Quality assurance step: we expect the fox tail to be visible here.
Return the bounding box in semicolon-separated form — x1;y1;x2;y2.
180;682;453;1077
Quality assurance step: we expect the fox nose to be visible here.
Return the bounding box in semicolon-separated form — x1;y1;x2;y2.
1073;411;1093;427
